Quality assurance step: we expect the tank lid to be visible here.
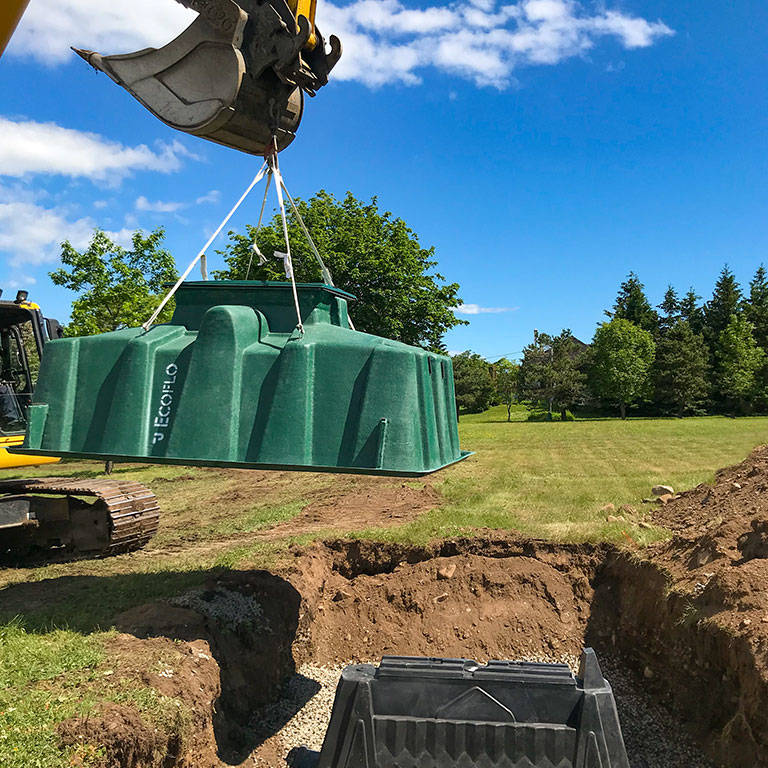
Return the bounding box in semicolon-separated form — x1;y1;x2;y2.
176;280;356;301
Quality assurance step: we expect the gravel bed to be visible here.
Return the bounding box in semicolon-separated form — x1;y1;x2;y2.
600;655;716;768
250;655;715;768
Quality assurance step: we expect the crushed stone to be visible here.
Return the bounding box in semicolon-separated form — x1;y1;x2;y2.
171;587;267;629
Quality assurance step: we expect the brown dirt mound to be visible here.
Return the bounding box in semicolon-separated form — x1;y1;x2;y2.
288;538;603;665
594;444;768;766
59;703;166;768
57;635;221;768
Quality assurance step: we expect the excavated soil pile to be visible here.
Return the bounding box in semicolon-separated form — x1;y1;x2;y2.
290;537;603;665
58;634;222;767
590;445;768;767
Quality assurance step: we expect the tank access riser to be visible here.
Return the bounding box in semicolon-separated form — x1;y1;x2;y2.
317;650;630;768
0;478;160;556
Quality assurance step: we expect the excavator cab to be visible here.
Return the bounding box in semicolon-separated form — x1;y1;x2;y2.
74;0;342;155
0;290;62;467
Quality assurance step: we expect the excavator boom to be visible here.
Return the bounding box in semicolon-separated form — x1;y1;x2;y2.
0;0;31;57
74;0;341;155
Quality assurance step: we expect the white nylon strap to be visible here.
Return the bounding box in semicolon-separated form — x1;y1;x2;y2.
270;155;304;334
279;181;334;287
278;178;355;330
143;162;268;331
245;169;274;279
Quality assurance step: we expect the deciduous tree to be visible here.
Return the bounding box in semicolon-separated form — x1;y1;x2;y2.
452;351;494;415
590;319;655;419
214;190;465;350
518;330;587;419
715;314;766;414
50;229;178;336
493;358;519;422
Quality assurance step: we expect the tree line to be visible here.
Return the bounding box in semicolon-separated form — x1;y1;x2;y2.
47;200;768;421
454;266;768;419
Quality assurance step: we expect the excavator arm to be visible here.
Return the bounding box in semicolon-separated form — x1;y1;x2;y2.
0;0;31;56
74;0;342;155
1;0;339;154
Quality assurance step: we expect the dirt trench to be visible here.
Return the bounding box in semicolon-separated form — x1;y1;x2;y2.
58;446;768;768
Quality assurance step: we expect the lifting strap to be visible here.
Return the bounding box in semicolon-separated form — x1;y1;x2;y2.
142;162;268;331
143;150;346;334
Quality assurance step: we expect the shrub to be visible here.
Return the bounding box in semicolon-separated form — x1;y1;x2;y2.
527;409;575;422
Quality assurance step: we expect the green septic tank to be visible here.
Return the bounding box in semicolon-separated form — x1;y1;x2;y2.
20;282;470;476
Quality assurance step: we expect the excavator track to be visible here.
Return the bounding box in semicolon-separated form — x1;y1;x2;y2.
0;477;160;555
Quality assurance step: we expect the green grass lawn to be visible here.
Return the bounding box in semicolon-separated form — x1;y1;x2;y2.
409;405;766;543
4;407;768;570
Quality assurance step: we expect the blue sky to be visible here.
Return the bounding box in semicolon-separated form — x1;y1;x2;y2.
1;0;766;360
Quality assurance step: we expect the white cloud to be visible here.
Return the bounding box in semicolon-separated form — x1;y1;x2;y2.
135;196;185;213
0;118;195;183
6;276;37;291
454;303;518;315
6;0;672;89
7;0;195;64
324;0;673;88
0;186;133;267
196;190;221;205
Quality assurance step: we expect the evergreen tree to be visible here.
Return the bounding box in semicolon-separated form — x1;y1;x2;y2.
657;285;680;332
704;265;742;343
605;272;658;333
549;331;588;419
679;288;705;336
517;335;554;411
590;319;655;419
518;330;587;418
745;265;768;350
714;314;765;414
653;321;709;416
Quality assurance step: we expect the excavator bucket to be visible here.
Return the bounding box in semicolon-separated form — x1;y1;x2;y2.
16;282;470;476
73;0;341;154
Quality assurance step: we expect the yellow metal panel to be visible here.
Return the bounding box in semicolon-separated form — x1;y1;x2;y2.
0;437;60;469
286;0;318;49
0;0;31;57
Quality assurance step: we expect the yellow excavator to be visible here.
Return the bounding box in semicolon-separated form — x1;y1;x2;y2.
0;0;29;56
0;290;161;556
73;0;341;155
